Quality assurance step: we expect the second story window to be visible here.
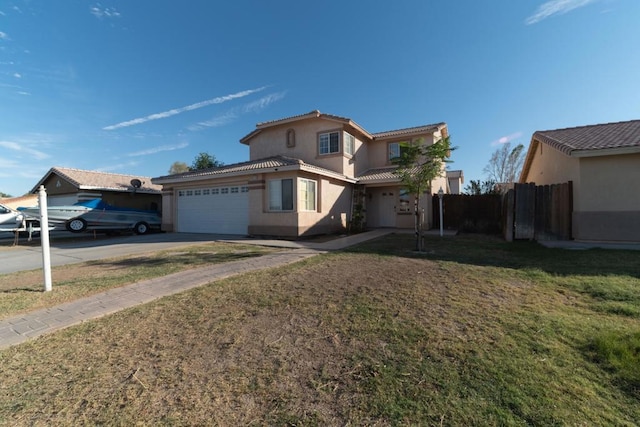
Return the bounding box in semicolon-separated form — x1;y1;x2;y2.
319;131;340;155
388;141;410;162
344;133;355;155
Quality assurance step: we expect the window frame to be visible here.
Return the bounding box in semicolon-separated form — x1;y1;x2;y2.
318;131;341;155
298;178;317;212
344;132;355;156
268;178;294;212
388;141;410;162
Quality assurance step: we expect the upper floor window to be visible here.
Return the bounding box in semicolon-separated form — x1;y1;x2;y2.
286;129;296;148
319;131;340;155
388;141;410;161
344;133;355;155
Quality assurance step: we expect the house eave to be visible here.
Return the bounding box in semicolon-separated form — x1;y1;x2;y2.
570;145;640;158
152;164;357;186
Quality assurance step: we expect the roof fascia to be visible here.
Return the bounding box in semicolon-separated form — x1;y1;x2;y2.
153;164;356;185
571;145;640;158
518;137;539;183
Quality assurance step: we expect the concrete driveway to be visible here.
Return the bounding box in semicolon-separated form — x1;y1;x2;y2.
0;232;244;275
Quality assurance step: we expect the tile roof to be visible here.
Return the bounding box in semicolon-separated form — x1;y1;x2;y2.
31;167;162;194
356;166;421;183
152;156;355;183
371;123;447;139
533;119;640;155
241;110;446;145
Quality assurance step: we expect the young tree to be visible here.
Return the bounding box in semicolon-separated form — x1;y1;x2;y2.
168;161;190;175
190;152;224;170
464;179;499;195
483;142;525;187
393;136;454;251
0;191;12;198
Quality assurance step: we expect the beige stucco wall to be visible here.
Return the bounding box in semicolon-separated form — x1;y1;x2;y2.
572;153;640;242
578;153;640;211
248;171;350;237
524;142;580;187
247;119;366;178
367;133;437;170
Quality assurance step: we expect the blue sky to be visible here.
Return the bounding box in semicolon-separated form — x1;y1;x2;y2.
1;0;639;197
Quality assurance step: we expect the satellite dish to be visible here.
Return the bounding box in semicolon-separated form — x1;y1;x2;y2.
130;179;142;189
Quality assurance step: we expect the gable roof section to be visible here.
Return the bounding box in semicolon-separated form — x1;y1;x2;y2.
30;167;162;194
533;119;640;156
240;110;373;144
520;119;640;182
152;155;357;184
240;110;447;145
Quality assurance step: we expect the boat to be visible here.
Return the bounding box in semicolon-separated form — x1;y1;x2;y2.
18;199;162;235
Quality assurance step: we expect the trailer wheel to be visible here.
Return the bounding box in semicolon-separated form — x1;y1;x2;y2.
66;218;87;233
134;222;149;235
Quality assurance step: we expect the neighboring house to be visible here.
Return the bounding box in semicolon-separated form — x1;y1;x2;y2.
0;194;38;210
28;167;162;211
520;119;640;242
446;170;464;195
152;110;452;237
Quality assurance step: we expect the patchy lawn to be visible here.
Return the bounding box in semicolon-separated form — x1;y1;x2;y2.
0;234;639;425
0;241;276;320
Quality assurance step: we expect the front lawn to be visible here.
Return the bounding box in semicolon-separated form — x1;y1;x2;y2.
1;234;638;425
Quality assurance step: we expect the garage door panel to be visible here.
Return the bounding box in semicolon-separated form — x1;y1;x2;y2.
177;188;248;234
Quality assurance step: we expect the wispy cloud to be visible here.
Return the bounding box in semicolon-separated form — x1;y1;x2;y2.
490;132;523;146
13;73;21;78
0;140;50;160
525;0;599;25
0;31;8;40
90;4;121;19
103;86;268;131
127;142;189;157
96;161;140;173
189;91;286;131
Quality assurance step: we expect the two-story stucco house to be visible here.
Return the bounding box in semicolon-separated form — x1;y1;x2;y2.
152;110;450;237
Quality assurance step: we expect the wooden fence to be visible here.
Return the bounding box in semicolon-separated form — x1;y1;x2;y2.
505;182;573;241
432;181;573;241
432;194;502;234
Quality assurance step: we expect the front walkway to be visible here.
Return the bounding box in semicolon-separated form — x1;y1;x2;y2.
0;229;393;350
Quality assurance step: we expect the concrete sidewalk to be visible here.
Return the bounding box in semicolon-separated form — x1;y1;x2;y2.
0;229;393;350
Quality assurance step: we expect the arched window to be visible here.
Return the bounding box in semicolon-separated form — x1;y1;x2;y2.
286;129;296;148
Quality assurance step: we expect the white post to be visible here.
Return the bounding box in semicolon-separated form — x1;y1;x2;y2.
38;185;53;292
438;187;444;237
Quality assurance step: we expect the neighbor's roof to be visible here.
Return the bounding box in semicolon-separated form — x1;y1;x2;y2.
30;167;162;194
532;119;640;156
152;156;357;184
240;110;447;144
520;119;640;182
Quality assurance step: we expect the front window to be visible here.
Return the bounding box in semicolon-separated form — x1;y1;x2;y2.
319;131;340;155
269;179;294;211
299;178;317;211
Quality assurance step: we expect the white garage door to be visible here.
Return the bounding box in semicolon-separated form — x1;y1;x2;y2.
177;185;249;234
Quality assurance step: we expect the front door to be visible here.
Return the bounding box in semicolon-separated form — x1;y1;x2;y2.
379;190;396;227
